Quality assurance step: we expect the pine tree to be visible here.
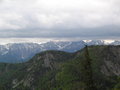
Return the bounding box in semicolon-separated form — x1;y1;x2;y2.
81;45;96;90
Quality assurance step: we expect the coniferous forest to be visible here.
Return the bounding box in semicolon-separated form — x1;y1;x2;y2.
0;46;120;90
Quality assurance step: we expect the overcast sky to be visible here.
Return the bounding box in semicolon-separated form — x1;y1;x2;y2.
0;0;120;43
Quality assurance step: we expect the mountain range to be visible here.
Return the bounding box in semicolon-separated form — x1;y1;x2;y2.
0;45;120;90
0;40;120;63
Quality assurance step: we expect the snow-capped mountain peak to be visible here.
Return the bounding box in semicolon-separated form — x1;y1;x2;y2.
103;40;115;45
0;40;119;63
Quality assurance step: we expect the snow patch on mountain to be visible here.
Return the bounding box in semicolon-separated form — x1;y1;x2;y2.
0;40;119;63
103;40;115;45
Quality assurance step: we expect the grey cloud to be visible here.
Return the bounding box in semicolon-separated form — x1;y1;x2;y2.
0;0;120;39
0;26;120;40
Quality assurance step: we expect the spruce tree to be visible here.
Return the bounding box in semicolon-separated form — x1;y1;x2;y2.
81;45;96;90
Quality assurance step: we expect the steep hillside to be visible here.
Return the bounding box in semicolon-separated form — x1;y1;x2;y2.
0;51;75;90
0;45;120;90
